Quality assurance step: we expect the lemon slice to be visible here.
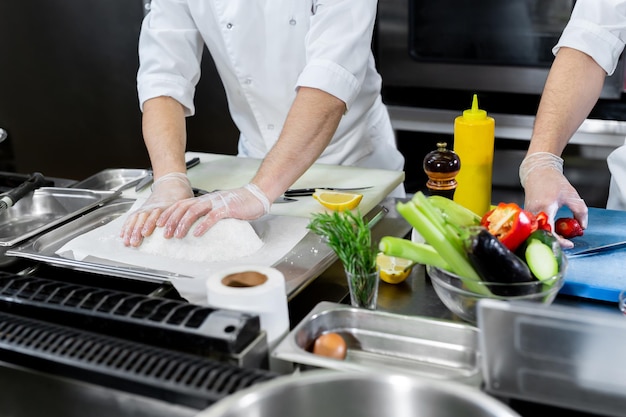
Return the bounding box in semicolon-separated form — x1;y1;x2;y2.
312;189;363;211
376;252;414;284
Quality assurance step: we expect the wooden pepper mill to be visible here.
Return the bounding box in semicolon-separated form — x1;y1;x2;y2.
423;142;460;199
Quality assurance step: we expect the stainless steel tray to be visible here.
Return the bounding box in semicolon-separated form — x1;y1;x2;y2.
6;200;371;296
6;194;391;298
273;301;482;386
72;168;150;191
6;199;191;283
0;187;119;247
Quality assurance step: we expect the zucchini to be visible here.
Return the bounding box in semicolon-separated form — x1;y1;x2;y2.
515;229;563;281
463;226;537;296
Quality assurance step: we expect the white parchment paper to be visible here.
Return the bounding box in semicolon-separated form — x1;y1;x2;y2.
55;199;311;304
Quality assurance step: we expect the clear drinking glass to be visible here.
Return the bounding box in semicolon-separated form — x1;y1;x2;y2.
345;269;380;310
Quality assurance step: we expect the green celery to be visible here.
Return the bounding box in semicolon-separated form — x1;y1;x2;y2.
396;199;478;280
379;236;450;270
396;193;492;295
428;195;481;227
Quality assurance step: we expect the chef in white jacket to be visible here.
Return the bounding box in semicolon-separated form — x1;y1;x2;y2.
519;0;626;247
121;0;405;247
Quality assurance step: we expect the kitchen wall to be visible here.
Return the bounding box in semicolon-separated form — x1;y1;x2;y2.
0;0;238;181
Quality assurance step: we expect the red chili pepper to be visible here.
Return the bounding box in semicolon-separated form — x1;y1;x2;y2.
555;217;584;238
480;202;535;251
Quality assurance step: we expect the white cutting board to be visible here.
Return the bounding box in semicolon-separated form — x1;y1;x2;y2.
170;152;405;218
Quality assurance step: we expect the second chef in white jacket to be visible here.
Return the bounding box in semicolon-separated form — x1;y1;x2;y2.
121;0;406;247
519;0;626;247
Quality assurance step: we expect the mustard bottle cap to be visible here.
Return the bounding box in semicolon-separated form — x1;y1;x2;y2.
462;94;487;120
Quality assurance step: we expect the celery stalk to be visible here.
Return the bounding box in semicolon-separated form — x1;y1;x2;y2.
379;236;450;270
396;200;479;280
428;195;481;227
396;193;492;295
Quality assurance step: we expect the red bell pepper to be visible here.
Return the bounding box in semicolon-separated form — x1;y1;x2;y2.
532;211;552;233
480;202;535;251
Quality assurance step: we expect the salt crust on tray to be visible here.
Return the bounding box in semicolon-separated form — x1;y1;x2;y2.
137;218;264;263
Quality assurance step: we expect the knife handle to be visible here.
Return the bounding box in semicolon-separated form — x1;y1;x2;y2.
186;157;200;170
1;172;47;207
284;188;315;197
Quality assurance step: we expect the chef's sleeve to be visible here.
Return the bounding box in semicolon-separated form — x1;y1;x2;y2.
296;0;378;111
136;0;204;116
553;0;626;76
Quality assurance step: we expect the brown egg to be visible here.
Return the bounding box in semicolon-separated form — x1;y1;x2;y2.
312;332;347;360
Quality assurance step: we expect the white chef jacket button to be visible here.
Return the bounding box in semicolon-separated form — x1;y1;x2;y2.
226;23;233;29
289;19;296;25
244;78;252;85
267;124;274;130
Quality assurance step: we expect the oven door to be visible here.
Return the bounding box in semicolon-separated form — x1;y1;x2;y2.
376;0;625;98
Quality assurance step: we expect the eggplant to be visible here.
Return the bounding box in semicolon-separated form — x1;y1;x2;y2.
463;226;538;296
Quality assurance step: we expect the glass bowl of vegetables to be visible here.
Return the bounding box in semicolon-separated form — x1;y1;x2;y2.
426;263;566;324
380;193;568;324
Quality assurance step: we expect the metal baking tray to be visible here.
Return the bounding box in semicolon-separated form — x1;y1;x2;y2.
72;168;149;191
5;199;189;283
4;200;352;295
273;301;482;386
0;187;119;247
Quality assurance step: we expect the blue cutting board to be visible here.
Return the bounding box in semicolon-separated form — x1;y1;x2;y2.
558;206;626;302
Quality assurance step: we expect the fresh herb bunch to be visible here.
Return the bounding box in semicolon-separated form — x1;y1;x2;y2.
307;210;378;306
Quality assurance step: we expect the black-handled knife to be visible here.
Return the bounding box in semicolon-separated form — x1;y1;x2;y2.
284;186;373;197
135;157;201;192
0;172;47;211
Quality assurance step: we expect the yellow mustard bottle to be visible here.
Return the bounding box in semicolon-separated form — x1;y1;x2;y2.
452;94;495;216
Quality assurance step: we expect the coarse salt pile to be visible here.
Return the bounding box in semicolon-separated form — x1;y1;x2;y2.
137;218;264;263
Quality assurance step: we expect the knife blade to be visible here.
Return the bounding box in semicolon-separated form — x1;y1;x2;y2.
284;186;372;197
567;241;626;257
135;157;201;192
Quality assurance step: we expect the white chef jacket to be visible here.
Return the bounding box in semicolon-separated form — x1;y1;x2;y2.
136;0;405;180
554;0;626;209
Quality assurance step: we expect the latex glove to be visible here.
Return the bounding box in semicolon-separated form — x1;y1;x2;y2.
120;172;193;247
156;183;271;238
519;152;588;248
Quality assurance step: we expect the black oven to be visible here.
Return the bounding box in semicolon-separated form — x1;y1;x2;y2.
376;0;625;99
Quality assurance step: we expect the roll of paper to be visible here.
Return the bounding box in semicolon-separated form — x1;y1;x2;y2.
206;265;290;348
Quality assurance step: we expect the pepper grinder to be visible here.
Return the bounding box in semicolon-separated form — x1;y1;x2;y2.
423;142;461;199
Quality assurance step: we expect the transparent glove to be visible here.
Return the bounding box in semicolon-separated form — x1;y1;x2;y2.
120;172;193;247
156;183;271;238
519;152;588;248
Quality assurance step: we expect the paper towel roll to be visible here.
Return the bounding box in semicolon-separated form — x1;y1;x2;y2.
206;265;290;347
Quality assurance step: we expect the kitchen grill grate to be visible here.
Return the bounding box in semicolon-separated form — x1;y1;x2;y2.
0;311;277;409
0;272;262;360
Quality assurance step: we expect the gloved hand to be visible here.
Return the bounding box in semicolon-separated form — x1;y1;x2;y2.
156;183;271;238
120;172;193;247
519;151;588;248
